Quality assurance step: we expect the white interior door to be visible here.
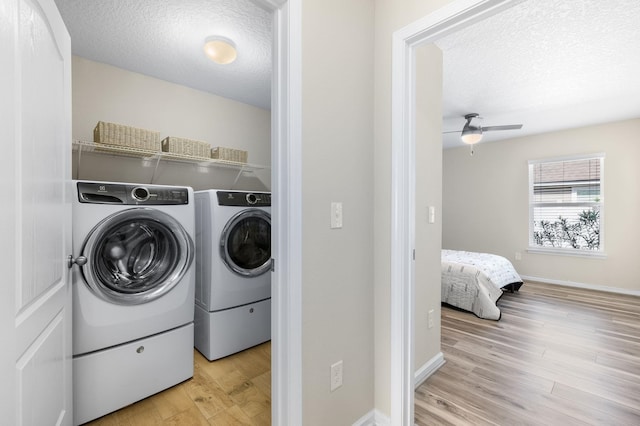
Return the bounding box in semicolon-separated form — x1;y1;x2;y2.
0;0;72;425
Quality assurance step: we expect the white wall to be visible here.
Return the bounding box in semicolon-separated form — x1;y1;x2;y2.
300;1;375;424
443;118;640;292
70;56;270;190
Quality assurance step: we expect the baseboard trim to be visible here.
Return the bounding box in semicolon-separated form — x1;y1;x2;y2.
414;351;446;389
521;275;640;297
352;353;445;426
352;409;390;426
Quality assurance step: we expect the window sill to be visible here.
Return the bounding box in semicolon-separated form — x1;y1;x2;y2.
527;247;607;259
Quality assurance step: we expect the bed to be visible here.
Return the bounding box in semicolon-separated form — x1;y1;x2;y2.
441;249;523;320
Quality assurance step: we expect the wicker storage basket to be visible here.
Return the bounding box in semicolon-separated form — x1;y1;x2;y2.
161;136;211;158
211;146;248;163
93;121;161;151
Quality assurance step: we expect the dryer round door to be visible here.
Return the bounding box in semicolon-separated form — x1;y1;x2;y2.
79;208;194;305
220;209;271;277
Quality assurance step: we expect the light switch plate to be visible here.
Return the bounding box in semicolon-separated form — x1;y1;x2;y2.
331;202;343;229
330;360;343;391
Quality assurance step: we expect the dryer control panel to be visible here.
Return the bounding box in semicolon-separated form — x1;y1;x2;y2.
77;182;190;205
216;191;271;207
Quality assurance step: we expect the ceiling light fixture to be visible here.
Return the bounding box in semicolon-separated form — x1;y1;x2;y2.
460;113;482;144
203;36;237;65
460;126;483;144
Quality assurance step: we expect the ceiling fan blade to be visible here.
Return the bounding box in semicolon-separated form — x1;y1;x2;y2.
482;124;523;132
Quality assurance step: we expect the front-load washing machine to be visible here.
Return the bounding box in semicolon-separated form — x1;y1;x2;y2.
194;190;271;361
70;180;195;425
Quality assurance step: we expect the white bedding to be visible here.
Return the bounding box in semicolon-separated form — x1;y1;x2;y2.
441;249;523;320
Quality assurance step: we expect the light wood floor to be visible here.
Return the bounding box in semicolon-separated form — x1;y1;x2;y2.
85;341;271;425
415;281;640;425
82;282;640;425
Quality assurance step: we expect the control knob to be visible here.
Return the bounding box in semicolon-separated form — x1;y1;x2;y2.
132;186;150;202
246;193;258;204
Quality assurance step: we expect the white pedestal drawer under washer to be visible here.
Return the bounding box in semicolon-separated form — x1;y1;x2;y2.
70;180;196;425
194;189;271;361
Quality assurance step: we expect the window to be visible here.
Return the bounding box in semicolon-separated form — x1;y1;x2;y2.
528;154;605;256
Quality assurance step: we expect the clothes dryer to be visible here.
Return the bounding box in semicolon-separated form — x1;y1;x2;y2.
194;190;271;360
70;180;195;425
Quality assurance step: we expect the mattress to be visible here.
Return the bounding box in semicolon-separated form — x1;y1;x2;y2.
441;249;523;320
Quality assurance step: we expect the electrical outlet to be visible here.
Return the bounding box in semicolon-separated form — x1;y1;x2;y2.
330;360;343;391
515;251;522;261
428;309;434;329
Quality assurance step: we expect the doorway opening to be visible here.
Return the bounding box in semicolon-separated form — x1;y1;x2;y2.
389;1;523;424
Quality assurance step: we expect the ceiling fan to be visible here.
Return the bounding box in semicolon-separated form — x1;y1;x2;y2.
444;113;523;145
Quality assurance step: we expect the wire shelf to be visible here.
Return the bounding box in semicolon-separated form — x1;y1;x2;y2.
72;140;268;171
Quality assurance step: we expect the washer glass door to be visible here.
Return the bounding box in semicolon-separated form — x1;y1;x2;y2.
220;209;271;277
80;208;193;304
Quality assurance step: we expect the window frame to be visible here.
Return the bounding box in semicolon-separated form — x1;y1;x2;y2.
527;153;606;258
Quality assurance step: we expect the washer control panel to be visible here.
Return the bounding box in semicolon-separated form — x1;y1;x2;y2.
77;182;189;205
216;190;271;207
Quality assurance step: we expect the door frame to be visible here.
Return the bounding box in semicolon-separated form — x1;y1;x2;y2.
390;0;523;424
253;0;302;424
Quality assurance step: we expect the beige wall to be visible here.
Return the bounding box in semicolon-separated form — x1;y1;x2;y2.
414;43;443;370
301;0;375;423
373;0;454;416
70;56;270;190
443;118;640;292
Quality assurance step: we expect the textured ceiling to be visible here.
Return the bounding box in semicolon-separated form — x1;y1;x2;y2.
54;0;272;109
437;0;640;149
54;1;640;146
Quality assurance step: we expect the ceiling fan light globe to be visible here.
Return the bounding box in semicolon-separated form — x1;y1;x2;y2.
461;130;482;144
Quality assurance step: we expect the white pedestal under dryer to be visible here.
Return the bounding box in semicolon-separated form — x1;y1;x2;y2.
70;181;195;425
194;190;271;361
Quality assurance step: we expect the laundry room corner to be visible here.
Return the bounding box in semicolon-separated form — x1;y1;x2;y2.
69;56;271;191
